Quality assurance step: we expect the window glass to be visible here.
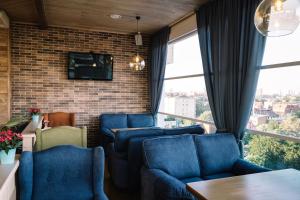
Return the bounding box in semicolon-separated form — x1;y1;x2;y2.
159;77;213;122
248;66;300;138
165;34;203;78
262;26;300;65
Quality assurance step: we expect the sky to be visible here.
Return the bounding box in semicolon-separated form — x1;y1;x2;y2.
164;27;300;96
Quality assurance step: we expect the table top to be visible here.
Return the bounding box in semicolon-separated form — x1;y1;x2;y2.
187;169;300;200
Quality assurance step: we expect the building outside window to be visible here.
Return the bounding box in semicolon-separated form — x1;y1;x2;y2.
245;27;300;170
158;29;300;170
157;33;214;132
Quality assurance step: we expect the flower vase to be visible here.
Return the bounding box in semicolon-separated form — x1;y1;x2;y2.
32;114;39;123
0;148;16;164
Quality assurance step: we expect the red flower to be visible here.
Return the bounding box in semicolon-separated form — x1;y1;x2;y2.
29;108;41;115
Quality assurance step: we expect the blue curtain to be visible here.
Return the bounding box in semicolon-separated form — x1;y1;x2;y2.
150;27;170;115
196;0;266;154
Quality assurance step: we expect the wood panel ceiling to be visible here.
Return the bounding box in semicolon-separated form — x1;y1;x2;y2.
0;0;207;34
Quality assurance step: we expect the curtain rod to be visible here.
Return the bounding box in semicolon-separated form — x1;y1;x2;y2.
168;11;195;28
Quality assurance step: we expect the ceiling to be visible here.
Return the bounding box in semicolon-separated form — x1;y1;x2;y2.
0;0;207;34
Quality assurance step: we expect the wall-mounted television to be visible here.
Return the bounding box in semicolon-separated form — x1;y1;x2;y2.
68;52;113;80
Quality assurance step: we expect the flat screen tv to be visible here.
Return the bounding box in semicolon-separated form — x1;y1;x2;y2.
68;52;113;80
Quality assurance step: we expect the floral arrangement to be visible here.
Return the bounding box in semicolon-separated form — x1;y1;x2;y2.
0;130;23;154
28;108;41;116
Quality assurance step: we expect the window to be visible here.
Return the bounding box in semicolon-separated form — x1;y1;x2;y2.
158;33;213;128
246;26;300;170
248;28;300;139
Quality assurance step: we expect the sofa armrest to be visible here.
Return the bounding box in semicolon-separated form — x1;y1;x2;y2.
141;167;195;200
19;152;34;200
100;127;115;140
233;158;271;175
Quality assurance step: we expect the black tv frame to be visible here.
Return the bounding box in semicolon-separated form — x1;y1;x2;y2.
67;52;113;81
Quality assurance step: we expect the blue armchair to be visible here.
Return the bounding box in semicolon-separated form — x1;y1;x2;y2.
19;145;108;200
141;134;270;200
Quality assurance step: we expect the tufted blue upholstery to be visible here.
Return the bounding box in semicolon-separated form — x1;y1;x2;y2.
99;113;155;154
108;124;205;190
141;133;271;200
100;113;128;129
19;145;108;200
194;133;240;176
114;128;163;152
143;135;200;179
127;113;155;128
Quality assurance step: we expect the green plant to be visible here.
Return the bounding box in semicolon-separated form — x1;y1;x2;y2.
0;117;29;132
0;130;23;154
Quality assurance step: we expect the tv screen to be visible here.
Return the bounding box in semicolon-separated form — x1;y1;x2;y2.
68;52;113;80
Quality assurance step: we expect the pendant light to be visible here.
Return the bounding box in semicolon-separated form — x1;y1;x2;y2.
129;16;145;71
254;0;300;37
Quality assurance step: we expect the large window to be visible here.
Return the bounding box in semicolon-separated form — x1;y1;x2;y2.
248;27;300;139
246;27;300;170
158;33;213;129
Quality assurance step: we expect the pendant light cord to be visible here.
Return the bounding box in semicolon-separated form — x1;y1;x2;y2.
136;16;140;55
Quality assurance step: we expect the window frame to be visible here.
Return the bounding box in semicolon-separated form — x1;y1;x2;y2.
159;30;300;144
158;31;211;125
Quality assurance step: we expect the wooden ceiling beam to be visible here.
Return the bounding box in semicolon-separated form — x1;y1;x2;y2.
35;0;47;29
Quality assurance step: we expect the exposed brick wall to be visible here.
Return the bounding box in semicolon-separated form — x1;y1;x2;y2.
0;28;10;124
11;23;151;146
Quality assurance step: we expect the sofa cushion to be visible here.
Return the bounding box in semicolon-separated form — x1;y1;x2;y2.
32;146;94;200
143;135;200;179
203;172;235;180
180;177;203;184
127;113;155;128
163;125;205;136
115;128;163;152
100;114;128;129
194;133;240;176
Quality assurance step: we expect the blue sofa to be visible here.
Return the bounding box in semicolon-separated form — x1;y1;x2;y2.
99;113;156;152
141;134;270;200
107;125;205;190
19;145;108;200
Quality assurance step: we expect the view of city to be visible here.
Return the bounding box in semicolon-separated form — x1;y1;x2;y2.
158;30;300;170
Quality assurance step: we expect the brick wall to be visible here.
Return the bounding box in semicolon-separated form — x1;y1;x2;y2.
11;23;151;146
0;28;10;124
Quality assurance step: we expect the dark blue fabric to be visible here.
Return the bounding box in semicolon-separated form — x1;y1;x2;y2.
233;158;271;175
196;0;266;154
127;113;155;128
115;127;163;152
110;126;205;190
100;113;128;129
19;145;108;200
99;113;156;154
195;133;240;176
164;125;205;135
107;143;129;189
143;135;200;179
150;27;170;115
19;152;33;200
203;172;235;180
141;168;196;200
127;135;167;190
180;177;203;184
141;134;271;200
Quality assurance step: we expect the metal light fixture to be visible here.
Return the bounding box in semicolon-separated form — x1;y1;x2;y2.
129;16;145;71
254;0;300;37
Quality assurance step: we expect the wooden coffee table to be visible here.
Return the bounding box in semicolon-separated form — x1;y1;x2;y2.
187;169;300;200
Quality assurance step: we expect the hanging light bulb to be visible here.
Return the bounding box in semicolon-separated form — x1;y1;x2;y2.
129;16;145;71
129;54;145;71
254;0;300;37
